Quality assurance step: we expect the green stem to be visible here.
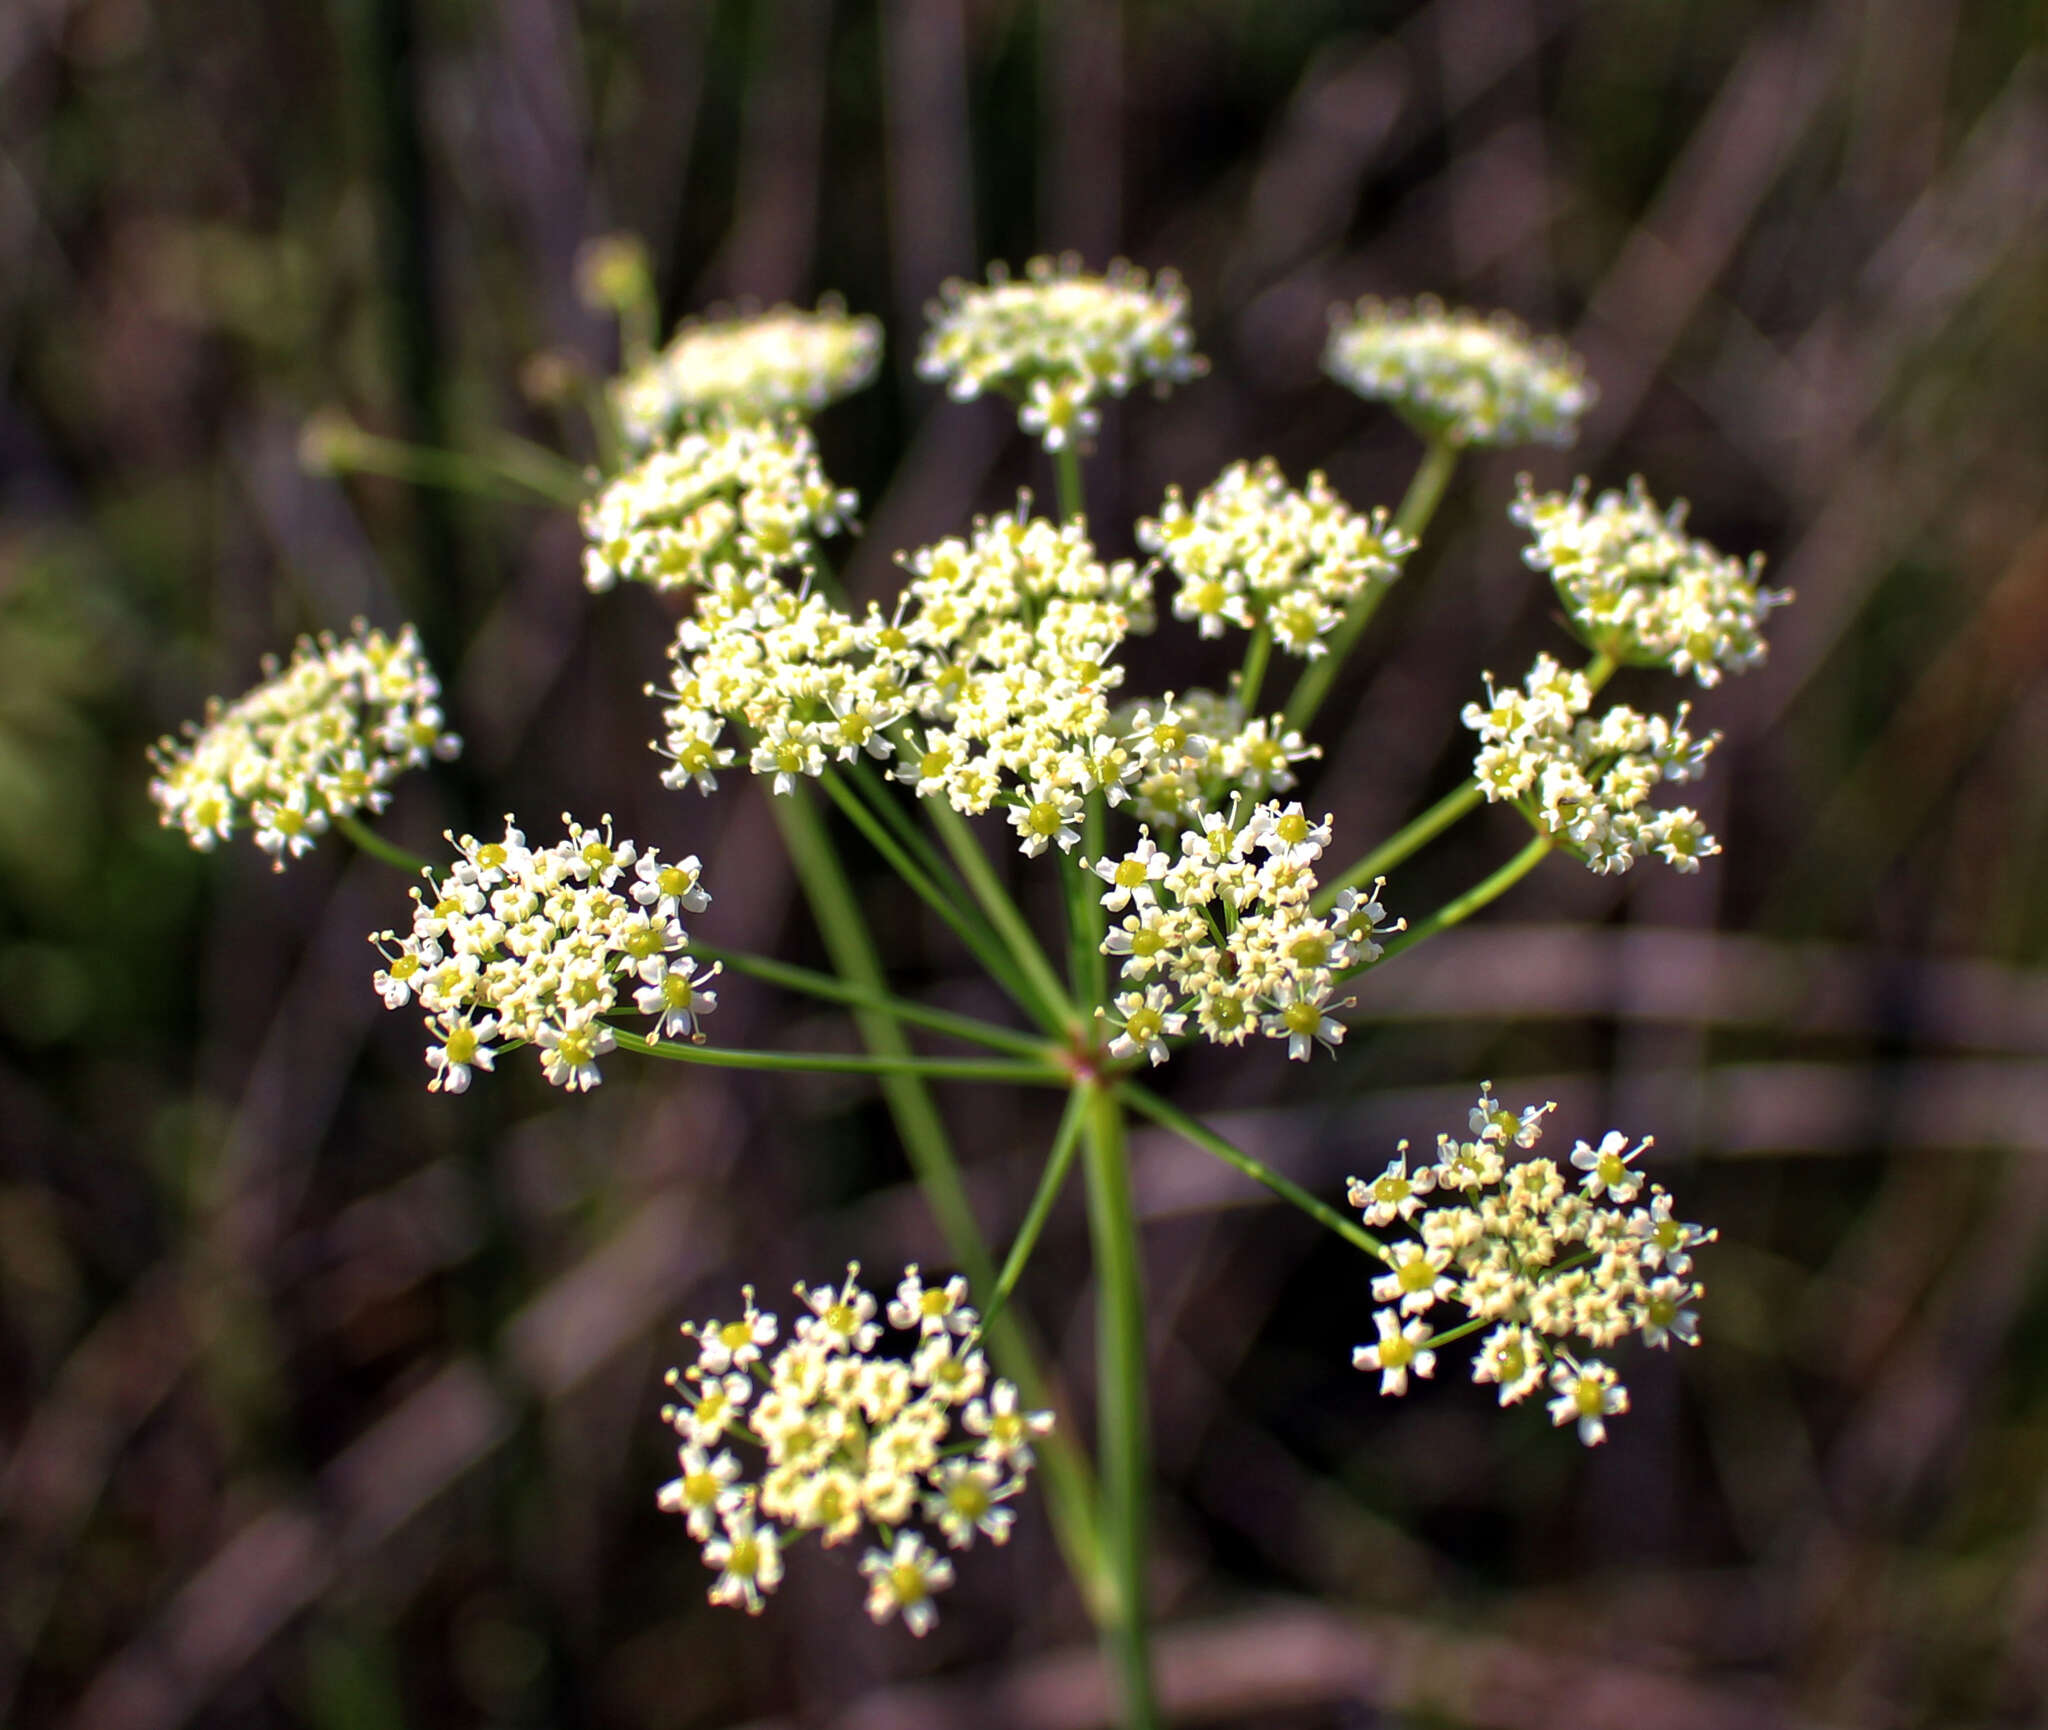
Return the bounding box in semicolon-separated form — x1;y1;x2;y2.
1080;1084;1159;1730
1119;1083;1389;1262
766;788;1107;1609
686;943;1048;1059
1282;436;1460;735
984;1089;1088;1327
1053;442;1086;526
1080;795;1108;1010
333;810;433;875
1237;623;1273;716
845;757;982;920
302;417;590;508
1311;781;1484;914
1359;833;1554;974
612;1028;1062;1085
1310;650;1621;914
925;800;1079;1033
814;770;1052;1029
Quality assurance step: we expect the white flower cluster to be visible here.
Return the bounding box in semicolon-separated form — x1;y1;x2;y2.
1513;477;1790;687
368;814;716;1093
1137;459;1416;658
582;417;857;595
659;1265;1050;1636
1464;654;1719;875
613;302;882;448
1325;296;1593;449
918;255;1205;451
148;622;459;869
1349;1085;1712;1445
658;507;1165;848
1110;689;1319;832
1086;800;1397;1063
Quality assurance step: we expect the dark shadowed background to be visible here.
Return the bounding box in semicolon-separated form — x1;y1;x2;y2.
3;0;2048;1725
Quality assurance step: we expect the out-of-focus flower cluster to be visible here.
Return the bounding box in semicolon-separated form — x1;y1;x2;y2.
658;1265;1049;1636
1514;477;1791;687
1349;1084;1712;1445
918;255;1205;451
582;418;857;595
148;622;459;869
613;302;882;448
1325;296;1593;449
1464;654;1719;874
1137;459;1415;658
368;814;716;1093
1086;799;1398;1063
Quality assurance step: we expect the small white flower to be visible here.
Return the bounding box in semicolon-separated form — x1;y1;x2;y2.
1571;1130;1650;1203
860;1533;954;1636
1352;1309;1437;1396
1547;1358;1629;1446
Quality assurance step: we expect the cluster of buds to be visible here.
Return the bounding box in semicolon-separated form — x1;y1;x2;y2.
1324;296;1594;449
148;621;460;869
1138;458;1415;658
1350;1085;1712;1444
1465;654;1719;875
1514;477;1792;686
613;301;882;448
1087;799;1398;1063
581;417;857;595
918;255;1206;452
659;1265;1049;1635
368;814;716;1093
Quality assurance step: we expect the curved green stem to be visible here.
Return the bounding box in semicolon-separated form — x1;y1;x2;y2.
687;943;1047;1059
333;810;433;875
612;1028;1062;1085
1310;649;1622;914
1360;832;1554;974
1119;1083;1389;1262
984;1088;1088;1327
1080;1084;1158;1730
1283;436;1459;734
1312;780;1484;914
302;416;590;508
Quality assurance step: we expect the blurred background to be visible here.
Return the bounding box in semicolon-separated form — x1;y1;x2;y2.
4;0;2048;1725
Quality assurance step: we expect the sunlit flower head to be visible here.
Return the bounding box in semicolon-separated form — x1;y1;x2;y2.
148;621;459;869
919;255;1206;451
581;417;857;595
1464;653;1721;875
1138;458;1415;659
1514;477;1790;686
660;1266;1047;1636
614;300;882;448
1348;1084;1713;1443
1325;296;1593;448
368;813;714;1092
1088;800;1395;1065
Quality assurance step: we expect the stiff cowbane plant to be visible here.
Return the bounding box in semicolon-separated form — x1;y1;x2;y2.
155;247;1774;1729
